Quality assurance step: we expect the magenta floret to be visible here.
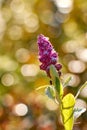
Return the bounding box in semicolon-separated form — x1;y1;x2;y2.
37;34;62;77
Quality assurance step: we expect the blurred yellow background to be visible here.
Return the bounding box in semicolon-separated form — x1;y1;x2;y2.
0;0;87;130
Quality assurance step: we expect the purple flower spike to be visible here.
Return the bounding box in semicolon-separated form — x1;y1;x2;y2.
37;34;62;77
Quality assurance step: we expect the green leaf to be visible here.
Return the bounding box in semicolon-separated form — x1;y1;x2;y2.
45;85;56;100
36;85;49;90
36;85;50;95
61;93;75;130
50;65;63;99
63;76;72;88
75;81;87;99
50;65;58;77
50;65;58;83
55;77;63;99
74;108;86;120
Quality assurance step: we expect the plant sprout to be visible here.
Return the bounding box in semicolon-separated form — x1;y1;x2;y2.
37;34;87;130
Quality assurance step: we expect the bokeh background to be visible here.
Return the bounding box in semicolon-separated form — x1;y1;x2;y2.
0;0;87;130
